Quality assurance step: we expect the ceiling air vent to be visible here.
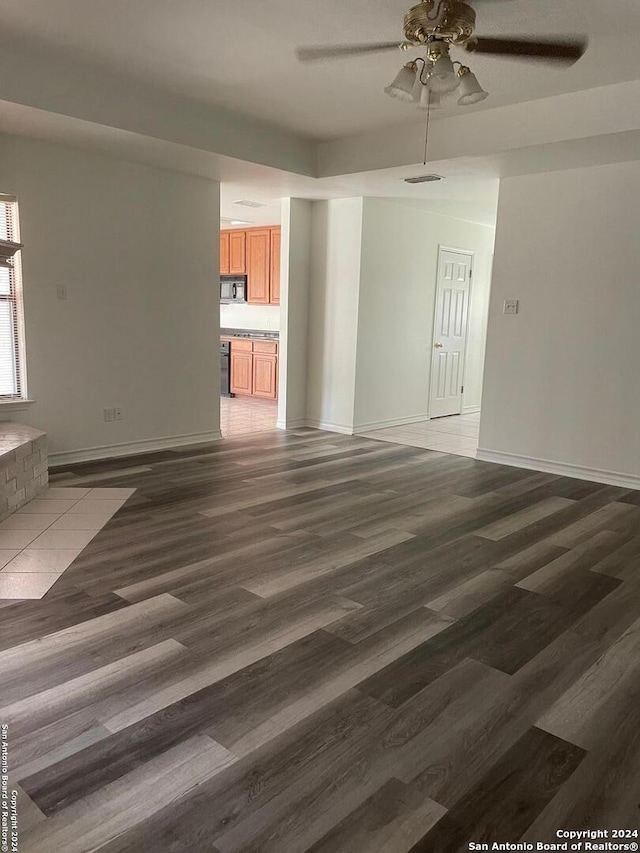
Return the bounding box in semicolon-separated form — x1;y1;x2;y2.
404;174;443;184
233;199;266;208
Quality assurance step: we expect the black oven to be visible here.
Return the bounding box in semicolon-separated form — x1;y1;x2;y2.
220;276;247;303
220;340;234;397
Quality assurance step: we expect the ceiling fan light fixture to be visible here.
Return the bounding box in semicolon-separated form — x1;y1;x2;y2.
427;74;460;94
427;45;460;93
410;76;424;103
416;85;445;111
295;2;587;121
384;61;418;101
427;71;460;94
457;66;489;105
432;52;455;80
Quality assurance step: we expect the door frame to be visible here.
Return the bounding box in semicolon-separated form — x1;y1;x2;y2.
428;245;475;421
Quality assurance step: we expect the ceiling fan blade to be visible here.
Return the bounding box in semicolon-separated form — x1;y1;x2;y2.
466;36;587;64
296;42;403;63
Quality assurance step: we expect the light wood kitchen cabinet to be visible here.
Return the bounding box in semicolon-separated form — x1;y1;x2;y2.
246;229;271;304
230;343;253;396
229;230;246;274
253;341;277;355
222;226;281;304
270;227;281;305
224;337;278;399
252;353;278;399
220;232;230;275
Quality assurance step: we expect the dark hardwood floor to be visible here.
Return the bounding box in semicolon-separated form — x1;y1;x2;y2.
3;428;640;852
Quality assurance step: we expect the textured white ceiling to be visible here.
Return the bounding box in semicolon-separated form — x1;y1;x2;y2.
0;0;639;140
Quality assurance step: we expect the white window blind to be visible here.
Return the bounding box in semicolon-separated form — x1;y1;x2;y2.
0;196;26;399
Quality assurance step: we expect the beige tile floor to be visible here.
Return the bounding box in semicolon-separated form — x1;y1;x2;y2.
0;486;135;600
220;395;279;438
360;412;480;458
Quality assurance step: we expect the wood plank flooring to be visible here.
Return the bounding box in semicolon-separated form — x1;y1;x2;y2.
2;428;640;851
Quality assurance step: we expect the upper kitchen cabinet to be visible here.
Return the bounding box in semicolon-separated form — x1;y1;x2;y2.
270;227;281;305
224;225;281;305
220;231;230;275
246;228;271;304
229;230;246;274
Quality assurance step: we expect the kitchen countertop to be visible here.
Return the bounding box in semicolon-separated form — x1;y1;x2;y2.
220;328;279;342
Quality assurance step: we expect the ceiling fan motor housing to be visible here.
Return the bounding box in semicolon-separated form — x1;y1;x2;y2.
404;0;476;45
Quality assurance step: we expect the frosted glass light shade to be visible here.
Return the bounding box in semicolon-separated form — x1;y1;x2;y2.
458;70;489;105
410;76;424;103
384;63;418;102
416;86;445;110
432;54;455;79
427;54;460;93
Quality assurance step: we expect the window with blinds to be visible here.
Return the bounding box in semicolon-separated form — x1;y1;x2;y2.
0;195;26;399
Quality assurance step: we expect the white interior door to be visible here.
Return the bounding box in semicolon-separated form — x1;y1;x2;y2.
429;248;472;419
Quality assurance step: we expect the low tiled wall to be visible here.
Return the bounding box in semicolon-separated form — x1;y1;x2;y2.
0;423;48;521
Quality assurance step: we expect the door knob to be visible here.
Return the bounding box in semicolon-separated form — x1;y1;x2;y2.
434;342;444;348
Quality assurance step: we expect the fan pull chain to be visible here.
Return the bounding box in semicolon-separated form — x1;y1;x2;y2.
423;90;432;166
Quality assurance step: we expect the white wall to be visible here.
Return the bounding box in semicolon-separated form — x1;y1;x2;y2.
479;161;640;485
278;198;312;429
305;196;495;434
220;303;280;332
353;198;495;431
0;134;221;461
465;250;494;413
306;199;363;432
0;38;317;177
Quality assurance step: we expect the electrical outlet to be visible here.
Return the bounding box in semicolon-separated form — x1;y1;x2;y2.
56;284;68;301
103;407;115;423
503;299;519;315
114;407;123;421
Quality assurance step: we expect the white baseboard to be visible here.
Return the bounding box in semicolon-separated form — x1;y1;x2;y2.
276;418;307;431
463;405;481;415
305;419;354;436
355;413;430;432
476;448;640;492
49;430;223;467
298;414;432;436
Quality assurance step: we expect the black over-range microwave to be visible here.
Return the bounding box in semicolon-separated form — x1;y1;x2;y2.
220;276;247;303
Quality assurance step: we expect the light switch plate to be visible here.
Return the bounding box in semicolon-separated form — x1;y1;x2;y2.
503;299;519;315
56;284;68;301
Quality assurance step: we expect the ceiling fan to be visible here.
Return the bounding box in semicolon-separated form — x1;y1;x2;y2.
296;0;587;110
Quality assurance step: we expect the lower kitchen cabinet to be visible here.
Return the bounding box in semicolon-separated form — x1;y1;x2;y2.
252;353;278;399
230;350;253;396
225;337;278;399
